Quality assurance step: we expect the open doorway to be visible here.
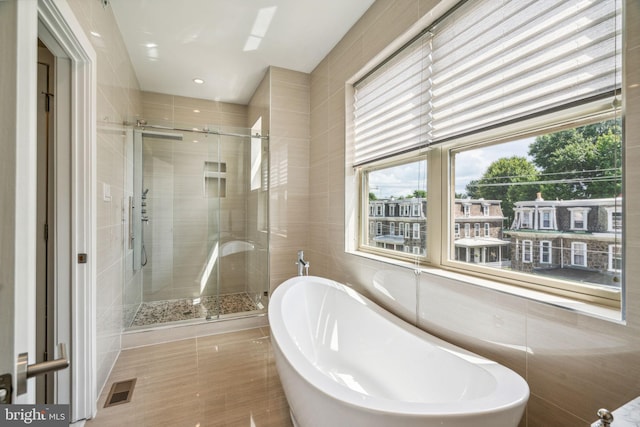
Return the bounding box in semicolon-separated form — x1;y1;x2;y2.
36;38;57;404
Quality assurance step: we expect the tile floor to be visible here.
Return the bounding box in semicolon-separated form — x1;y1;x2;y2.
86;327;293;427
130;293;260;327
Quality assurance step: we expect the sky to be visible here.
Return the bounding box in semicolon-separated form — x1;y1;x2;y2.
368;138;533;198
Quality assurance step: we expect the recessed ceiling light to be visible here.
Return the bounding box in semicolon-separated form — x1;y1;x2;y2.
146;43;157;48
193;109;200;113
193;78;205;84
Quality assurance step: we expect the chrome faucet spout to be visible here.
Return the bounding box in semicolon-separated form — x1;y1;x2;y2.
296;250;310;276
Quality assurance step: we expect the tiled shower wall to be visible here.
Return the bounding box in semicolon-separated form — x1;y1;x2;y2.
308;0;640;426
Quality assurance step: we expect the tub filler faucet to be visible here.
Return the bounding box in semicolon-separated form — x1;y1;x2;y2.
296;250;309;276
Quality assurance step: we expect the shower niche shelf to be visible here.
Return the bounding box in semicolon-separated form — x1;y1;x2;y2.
204;161;227;198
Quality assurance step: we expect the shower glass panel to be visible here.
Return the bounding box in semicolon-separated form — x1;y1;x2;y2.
126;124;269;329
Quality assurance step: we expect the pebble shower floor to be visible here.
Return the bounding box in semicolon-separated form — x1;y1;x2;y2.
130;293;258;327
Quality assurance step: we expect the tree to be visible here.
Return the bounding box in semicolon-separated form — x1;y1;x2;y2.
411;190;427;198
528;120;622;200
369;192;377;201
465;156;539;222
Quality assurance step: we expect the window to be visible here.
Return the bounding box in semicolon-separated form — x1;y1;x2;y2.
609;244;622;272
606;207;622;232
390;222;395;235
570;208;590;231
571;242;587;267
540;241;552;264
389;204;396;216
413;223;420;239
540;210;554;229
520;210;533;229
352;0;622;308
376;222;382;236
522;240;532;263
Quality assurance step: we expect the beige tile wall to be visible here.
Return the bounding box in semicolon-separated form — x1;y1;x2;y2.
308;0;640;426
65;0;143;395
251;67;312;290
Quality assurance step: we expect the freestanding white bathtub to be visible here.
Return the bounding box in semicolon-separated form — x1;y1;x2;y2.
269;276;529;427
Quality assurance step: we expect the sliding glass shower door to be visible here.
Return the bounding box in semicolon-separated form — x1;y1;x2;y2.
125;125;269;328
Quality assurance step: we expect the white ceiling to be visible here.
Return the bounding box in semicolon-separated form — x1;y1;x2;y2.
110;0;375;104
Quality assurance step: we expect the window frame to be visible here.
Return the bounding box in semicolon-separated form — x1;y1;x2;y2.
569;208;590;231
350;1;624;311
522;240;533;263
571;242;588;267
540;240;552;264
608;244;622;273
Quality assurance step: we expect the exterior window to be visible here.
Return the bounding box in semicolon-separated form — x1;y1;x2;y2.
399;223;404;236
389;222;395;235
606;207;622;232
571;242;587;267
522;240;532;263
482;205;489;216
474;223;480;237
389;205;396;216
464;224;470;238
454;223;460;238
369;222;375;236
463;204;470;217
376;222;382;236
376;205;384;216
540;210;553;229
520;211;533;229
570;208;590;230
540;241;552;264
404;223;411;238
412;203;421;217
413;223;420;239
484;223;490;237
609;244;622;272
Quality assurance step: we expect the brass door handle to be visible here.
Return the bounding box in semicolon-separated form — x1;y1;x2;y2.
17;343;69;395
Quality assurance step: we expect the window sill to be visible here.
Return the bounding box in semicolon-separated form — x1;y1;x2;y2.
348;250;624;324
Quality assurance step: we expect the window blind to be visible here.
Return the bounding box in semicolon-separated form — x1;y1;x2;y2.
431;0;622;140
353;0;621;166
353;34;432;166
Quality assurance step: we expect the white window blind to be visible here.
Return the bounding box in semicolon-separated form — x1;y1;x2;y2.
431;0;622;140
353;0;621;165
353;34;432;166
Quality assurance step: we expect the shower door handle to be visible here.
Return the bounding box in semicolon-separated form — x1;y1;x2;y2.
128;196;134;249
16;343;69;395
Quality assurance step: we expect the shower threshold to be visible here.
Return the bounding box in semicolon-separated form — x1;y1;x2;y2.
129;292;262;328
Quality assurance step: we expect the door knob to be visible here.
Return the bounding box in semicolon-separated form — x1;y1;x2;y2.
17;343;69;395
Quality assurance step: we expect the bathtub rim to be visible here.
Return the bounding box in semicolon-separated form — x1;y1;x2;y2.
269;275;530;418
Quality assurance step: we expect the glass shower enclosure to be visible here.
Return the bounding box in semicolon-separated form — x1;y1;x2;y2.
123;124;269;329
